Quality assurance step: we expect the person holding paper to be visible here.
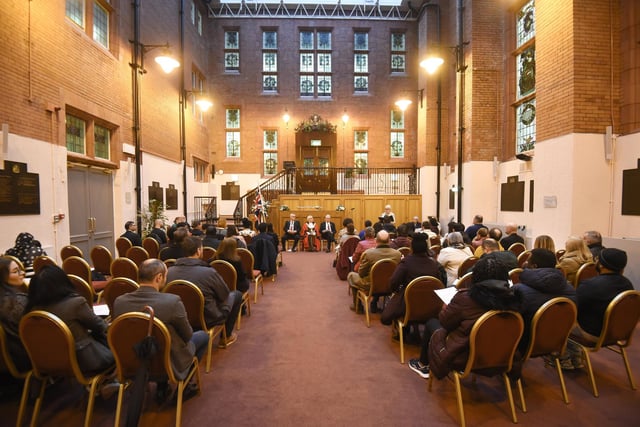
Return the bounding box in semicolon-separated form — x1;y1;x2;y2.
408;256;523;379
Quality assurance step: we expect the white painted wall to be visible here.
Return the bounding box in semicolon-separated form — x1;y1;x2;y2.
213;173;263;218
0;132;69;259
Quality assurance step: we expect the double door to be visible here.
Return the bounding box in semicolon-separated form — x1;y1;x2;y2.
295;139;336;193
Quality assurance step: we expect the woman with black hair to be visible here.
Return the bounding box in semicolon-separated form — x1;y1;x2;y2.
408;256;522;379
0;257;30;371
25;265;114;374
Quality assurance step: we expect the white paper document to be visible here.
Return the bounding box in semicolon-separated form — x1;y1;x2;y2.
93;304;110;317
434;287;458;305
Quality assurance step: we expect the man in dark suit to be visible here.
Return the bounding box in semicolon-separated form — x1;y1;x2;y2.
281;213;301;252
121;220;142;246
320;214;337;253
112;258;208;381
500;222;525;250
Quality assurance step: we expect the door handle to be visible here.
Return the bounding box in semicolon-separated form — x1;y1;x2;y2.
92;217;97;233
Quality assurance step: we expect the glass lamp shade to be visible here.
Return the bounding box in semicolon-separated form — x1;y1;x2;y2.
195;98;213;111
394;99;412;111
155;54;180;73
420;55;444;75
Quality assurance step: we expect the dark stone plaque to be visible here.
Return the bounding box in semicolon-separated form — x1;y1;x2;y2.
0;161;40;215
501;176;525;212
148;181;164;206
622;159;640;216
166;184;178;210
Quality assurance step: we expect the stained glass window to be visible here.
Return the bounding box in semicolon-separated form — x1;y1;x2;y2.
391;33;406;73
66;114;85;154
263;130;278;150
390;133;405;158
226;108;240;158
264;153;278;175
263;31;277;49
354;153;368;174
93;2;109;48
516;100;536;152
514;0;536;154
94;124;110;159
262;30;278;92
224;31;240;71
299;29;332;98
226;132;240;158
391;110;404;129
226;109;240;128
354;130;368;150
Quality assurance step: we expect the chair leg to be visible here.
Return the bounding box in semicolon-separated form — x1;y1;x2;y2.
16;372;33;427
428;373;434;391
581;347;599;397
555;357;570;404
620;346;637;390
516;377;526;413
205;329;214;373
84;376;102;427
254;278;259;303
398;320;405;364
503;373;519;424
113;383;125;427
30;375;47;427
364;297;371;327
175;380;185;427
453;372;466;427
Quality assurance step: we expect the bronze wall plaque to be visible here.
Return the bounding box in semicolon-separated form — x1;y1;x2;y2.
148;181;164;206
166;184;178;210
0;161;40;215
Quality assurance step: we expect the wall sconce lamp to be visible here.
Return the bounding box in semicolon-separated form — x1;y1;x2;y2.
341;109;349;127
135;43;180;74
420;54;445;75
283;109;290;129
395;89;424;111
184;90;213;112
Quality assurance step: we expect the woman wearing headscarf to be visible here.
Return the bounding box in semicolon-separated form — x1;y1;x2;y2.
5;232;46;270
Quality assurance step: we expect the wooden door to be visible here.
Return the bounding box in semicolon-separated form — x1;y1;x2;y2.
296;146;336;193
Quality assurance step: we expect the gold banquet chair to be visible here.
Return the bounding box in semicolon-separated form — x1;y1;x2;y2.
237;248;259;309
395;276;444;363
18;311;113;427
429;310;524;427
355;258;397;327
108;310;202;427
568;290;640;397
163;280;227;373
210;259;250;330
516;297;577;408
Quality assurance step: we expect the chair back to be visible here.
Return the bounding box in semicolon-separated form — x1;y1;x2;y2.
19;311;87;382
429;244;441;257
142;237;160;258
210;260;238;291
62;255;92;285
574;261;598;288
90;245;113;275
107;311;178;383
0;324;28;378
429;235;441;248
164;258;177;268
524;297;577;360
457;256;478;278
398;247;412;257
110;257;139;282
597;290;640;350
163;280;208;331
60;245;83;261
555;249;566;262
368;258;397;296
202;246;216;262
126;246;150;266
508;242;526;257
456;271;474;290
463;310;524;376
115;237;132;258
509;268;523;285
402;276;445;325
67;274;96;307
517;250;532;268
101;277;139;313
32;255;57;274
237;247;256;277
336;237;360;280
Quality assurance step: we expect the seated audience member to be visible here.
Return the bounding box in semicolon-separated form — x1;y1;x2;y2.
167;216;189;241
428;216;441;235
216;218;228;239
148;219;168;245
25;265;114;374
408;256;523;379
190;220;204;237
479;238;518;271
381;216;397;234
352;227;377;271
320;214;337;253
121;220;143;247
500;222;524;250
533;234;556;253
574;248;633;338
471;227;488;249
410;216;422;231
558;236;593;284
301;215;321;252
113;259;208;398
474;228;504;257
337;217;355;242
159;227;189;261
214;237;251;293
347;230;401;312
513;249;576;353
358;220;373;240
239;218;256;238
338;223;359;247
249;223;278;276
0;257;30;371
437;232;473;287
166;237;243;346
390;224;411;250
382;233;444;325
226;225;247;249
464;214;487;240
203;225;221;250
281;213;301;252
582;230;604;260
265;223;281;253
4;232;46;270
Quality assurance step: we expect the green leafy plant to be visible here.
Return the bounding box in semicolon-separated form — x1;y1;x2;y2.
139;199;168;238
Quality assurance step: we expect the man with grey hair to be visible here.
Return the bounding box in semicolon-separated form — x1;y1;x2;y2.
480;238;518;270
500;222;524;251
347;230;401;312
583;230;604;260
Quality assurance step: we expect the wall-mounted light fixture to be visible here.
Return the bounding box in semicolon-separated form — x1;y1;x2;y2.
341;109;349;127
394;89;424;111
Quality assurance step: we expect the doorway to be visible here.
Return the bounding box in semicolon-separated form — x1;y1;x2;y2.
67;166;115;259
295;132;337;193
